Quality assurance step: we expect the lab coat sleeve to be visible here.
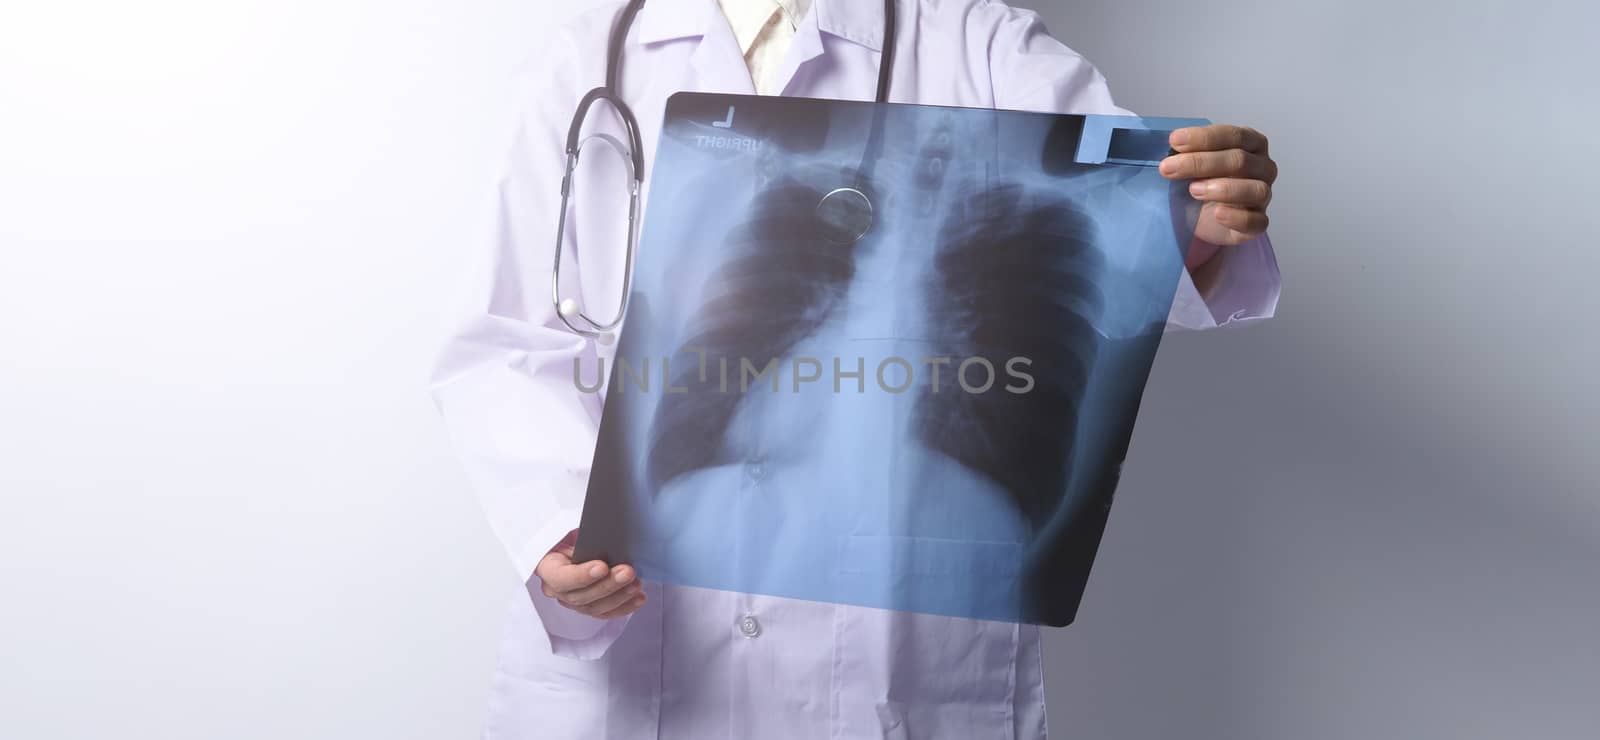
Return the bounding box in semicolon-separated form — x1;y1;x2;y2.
979;2;1282;332
428;26;630;660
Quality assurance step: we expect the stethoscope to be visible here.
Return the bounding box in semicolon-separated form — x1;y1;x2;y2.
553;0;899;343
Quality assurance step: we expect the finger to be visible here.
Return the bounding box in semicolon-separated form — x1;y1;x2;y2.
1205;228;1259;247
573;582;644;616
1161;150;1274;182
539;557;612;595
535;549;572;597
594;592;648;620
1171;124;1268;154
558;564;637;606
1187;177;1272;208
549;529;579;558
1210;204;1270;235
1161;150;1277;183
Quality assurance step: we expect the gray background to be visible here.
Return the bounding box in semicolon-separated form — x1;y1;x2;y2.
1032;1;1600;737
0;0;1594;738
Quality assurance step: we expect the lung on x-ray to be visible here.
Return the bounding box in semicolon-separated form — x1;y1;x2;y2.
574;92;1206;626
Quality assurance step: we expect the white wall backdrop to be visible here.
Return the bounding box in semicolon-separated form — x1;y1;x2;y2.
0;1;572;736
2;1;1596;739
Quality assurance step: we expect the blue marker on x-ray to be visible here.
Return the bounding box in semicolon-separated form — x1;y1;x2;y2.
575;92;1206;626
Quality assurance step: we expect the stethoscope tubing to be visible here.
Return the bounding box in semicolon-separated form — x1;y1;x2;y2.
553;0;897;342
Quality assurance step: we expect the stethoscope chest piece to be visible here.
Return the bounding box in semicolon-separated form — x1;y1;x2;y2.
815;187;874;245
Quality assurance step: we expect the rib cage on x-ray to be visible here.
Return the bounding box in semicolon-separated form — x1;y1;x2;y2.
646;177;859;492
648;114;1108;520
645;109;941;494
915;181;1104;528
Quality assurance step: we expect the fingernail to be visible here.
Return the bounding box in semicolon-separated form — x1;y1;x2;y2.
1189;182;1208;198
1160;157;1178;175
1170;129;1190;147
589;564;606;578
613;568;633;584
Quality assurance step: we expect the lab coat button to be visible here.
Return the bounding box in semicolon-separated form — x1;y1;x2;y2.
738;615;762;638
746;460;766;481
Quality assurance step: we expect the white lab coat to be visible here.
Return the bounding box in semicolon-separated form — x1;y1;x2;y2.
430;1;1282;738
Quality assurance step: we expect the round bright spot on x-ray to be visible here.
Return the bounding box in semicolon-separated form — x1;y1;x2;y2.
815;187;873;244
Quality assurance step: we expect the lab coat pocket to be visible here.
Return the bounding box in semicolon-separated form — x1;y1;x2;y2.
485;594;613;738
830;536;1022;740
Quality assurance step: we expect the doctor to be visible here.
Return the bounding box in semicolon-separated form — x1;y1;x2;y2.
430;0;1282;738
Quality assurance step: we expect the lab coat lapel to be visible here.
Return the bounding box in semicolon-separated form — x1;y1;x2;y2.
636;0;709;45
771;6;825;97
814;0;886;53
779;0;891;100
636;0;753;94
686;0;758;95
640;0;890;98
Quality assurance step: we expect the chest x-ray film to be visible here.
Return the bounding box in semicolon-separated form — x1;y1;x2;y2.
574;92;1206;626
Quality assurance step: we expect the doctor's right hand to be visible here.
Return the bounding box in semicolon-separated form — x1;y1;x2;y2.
535;530;647;619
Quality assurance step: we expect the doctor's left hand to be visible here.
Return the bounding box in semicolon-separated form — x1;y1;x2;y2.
1160;124;1278;252
536;529;647;620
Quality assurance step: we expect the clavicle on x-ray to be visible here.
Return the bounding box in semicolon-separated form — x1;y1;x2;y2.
574;92;1207;626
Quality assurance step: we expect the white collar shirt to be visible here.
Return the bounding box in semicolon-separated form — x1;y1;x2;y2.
716;0;814;94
